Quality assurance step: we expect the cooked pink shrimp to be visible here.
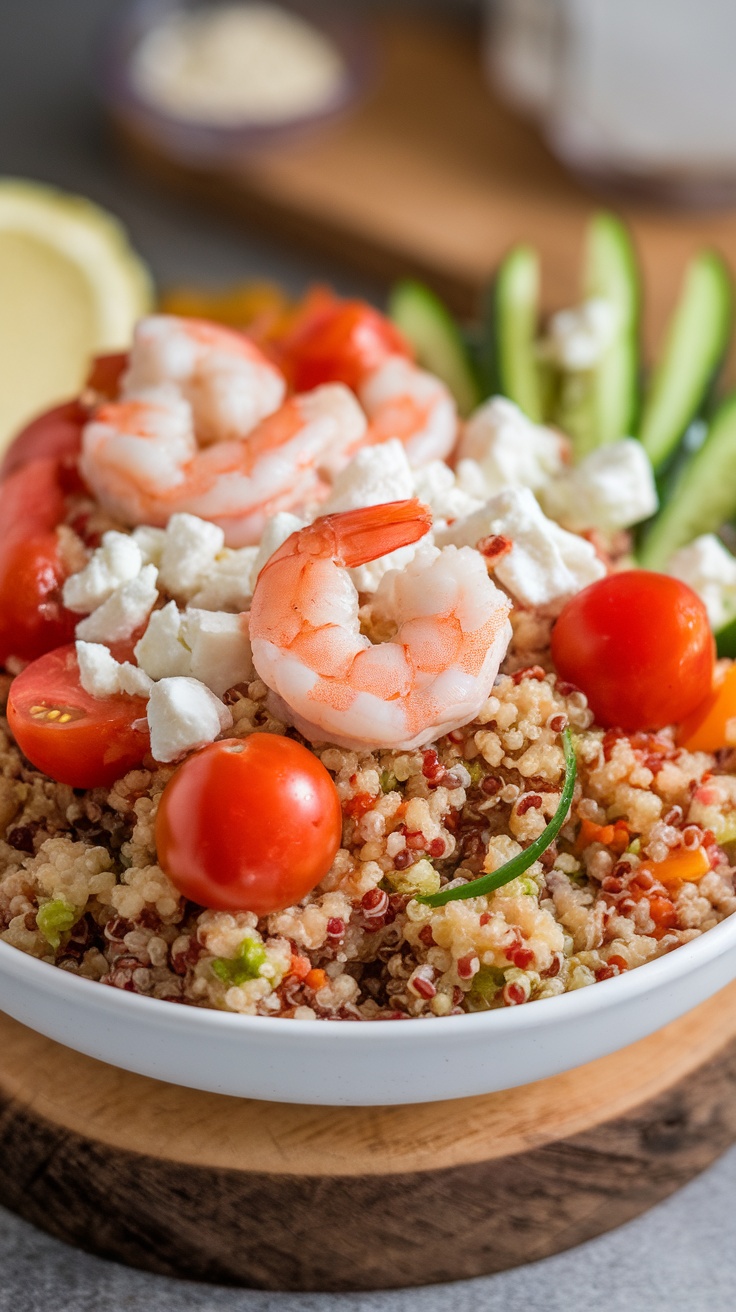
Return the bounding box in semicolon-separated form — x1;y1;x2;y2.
80;383;367;547
249;499;512;750
122;315;286;443
358;356;458;466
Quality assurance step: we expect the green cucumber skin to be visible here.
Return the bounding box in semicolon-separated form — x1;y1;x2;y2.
716;614;736;659
638;251;733;472
388;280;481;418
638;392;736;570
582;213;641;451
492;245;544;422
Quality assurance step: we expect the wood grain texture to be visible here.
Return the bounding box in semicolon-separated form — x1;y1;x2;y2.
1;986;736;1289
115;13;736;376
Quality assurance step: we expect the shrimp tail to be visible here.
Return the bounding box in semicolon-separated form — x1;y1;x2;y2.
268;498;433;571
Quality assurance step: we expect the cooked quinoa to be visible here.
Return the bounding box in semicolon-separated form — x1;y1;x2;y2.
2;643;735;1020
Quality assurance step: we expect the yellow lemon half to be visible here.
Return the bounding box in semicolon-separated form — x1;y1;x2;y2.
0;178;153;450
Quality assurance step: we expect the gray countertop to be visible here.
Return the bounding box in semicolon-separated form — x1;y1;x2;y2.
0;2;735;1308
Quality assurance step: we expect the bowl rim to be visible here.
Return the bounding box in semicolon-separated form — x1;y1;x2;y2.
2;909;735;1041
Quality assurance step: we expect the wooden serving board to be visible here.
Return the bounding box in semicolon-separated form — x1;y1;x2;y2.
116;14;736;362
1;985;736;1290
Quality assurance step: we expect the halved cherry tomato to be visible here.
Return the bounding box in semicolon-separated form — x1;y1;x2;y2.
0;353;127;481
0;402;85;480
677;662;736;752
7;645;150;788
156;734;343;914
0;458;79;663
0;534;77;665
551;571;715;731
278;297;412;393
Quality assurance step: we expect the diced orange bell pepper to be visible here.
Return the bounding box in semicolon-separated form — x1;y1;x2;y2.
677;663;736;753
636;847;710;890
575;817;630;855
305;968;328;992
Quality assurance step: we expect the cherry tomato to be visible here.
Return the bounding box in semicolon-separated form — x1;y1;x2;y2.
551;571;715;731
7;645;150;788
0;458;79;663
0;401;85;480
0;534;77;665
280;298;412;393
156;734;343;914
85;351;128;400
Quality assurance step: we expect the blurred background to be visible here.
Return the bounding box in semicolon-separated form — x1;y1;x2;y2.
3;0;736;440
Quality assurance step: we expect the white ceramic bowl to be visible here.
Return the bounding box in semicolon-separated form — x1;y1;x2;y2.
1;916;735;1105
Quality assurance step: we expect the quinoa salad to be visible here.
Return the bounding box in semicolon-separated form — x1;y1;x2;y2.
2;248;736;1022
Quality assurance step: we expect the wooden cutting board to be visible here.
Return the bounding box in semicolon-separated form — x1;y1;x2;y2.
1;984;736;1290
115;13;736;364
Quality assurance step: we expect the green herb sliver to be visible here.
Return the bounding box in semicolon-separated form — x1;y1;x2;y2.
416;729;577;909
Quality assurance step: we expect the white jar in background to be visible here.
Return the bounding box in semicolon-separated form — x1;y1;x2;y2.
486;0;736;204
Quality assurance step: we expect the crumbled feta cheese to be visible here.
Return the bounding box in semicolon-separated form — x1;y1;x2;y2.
322;439;414;515
540;439;658;533
189;546;259;612
181;609;254;696
132;525;167;567
75;565;159;643
667;534;736;631
76;641;153;700
251;512;307;585
457;397;568;496
412;460;482;525
63;531;143;614
542;297;619;371
157;512;225;598
147;677;233;763
134;601;192;680
437;486;605;611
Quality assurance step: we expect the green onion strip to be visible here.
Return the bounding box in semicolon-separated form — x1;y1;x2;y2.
417;728;577;908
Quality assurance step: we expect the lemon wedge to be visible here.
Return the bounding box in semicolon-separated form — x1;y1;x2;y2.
0;179;153;451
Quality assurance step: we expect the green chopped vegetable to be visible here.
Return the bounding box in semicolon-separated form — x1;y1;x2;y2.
471;965;506;1002
379;769;398;794
465;760;485;787
416;729;577;908
389;279;481;417
212;936;268;986
37;898;79;950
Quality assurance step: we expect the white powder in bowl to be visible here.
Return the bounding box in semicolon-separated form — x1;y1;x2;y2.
131;2;347;127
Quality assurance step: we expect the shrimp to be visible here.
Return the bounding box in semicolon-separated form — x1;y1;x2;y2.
122;315;286;443
80;383;367;548
358;356;458;466
249;499;512;751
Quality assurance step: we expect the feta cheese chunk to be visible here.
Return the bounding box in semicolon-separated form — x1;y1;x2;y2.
147;677;233;763
438;486;605;611
63;531;143;614
457;397;568;496
318;441;435;594
76;641;153;700
540;439;658;533
543;297;618;371
322;439;414;515
189;546;259;612
134;601;192;680
251;512;307;585
412;460;482;525
132;525;167;567
75;565;159;643
667;534;736;631
181;609;254;696
158;512;225;598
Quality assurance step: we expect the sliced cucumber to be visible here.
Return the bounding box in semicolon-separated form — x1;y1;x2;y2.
388;280;481;418
586;213;641;443
638;392;736;570
489;244;544;422
715;613;736;659
638;251;732;472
